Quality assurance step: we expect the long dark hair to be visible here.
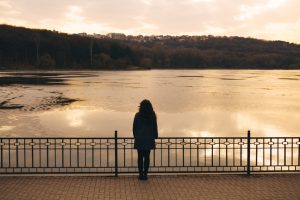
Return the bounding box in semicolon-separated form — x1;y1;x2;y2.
138;99;156;120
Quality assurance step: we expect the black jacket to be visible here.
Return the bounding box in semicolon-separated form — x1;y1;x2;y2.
133;112;158;150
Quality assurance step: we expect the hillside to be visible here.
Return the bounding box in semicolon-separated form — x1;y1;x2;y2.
1;24;300;70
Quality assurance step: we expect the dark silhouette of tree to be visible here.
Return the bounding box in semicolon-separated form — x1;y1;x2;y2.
89;37;94;66
0;24;300;70
40;53;56;67
33;33;40;66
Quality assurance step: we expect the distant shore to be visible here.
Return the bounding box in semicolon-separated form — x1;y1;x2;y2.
1;66;300;71
1;24;300;71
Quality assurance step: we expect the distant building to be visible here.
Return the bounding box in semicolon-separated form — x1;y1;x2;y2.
106;33;126;39
77;32;88;37
93;34;106;39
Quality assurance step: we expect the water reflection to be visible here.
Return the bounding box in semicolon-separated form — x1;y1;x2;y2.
9;107;295;137
0;70;300;137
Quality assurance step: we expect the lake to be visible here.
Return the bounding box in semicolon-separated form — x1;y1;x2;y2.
0;70;299;138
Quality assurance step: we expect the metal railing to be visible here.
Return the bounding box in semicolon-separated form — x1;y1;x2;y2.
0;130;299;175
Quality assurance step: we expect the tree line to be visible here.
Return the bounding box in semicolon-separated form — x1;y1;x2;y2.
1;24;300;70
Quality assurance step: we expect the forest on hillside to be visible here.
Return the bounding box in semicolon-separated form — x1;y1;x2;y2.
1;24;300;70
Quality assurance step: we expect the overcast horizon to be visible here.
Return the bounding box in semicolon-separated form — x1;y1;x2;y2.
1;0;300;43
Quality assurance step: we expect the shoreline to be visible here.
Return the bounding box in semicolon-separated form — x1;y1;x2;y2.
1;67;300;71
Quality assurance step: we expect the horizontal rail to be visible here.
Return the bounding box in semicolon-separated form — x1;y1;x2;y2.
1;137;299;139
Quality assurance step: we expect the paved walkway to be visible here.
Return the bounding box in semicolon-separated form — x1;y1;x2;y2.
0;174;299;200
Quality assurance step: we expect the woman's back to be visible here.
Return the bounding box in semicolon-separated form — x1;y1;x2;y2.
133;112;157;140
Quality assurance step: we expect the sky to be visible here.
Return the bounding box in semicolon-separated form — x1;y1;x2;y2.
0;0;300;43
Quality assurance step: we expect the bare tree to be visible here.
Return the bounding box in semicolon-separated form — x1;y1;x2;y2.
34;33;40;66
89;38;94;66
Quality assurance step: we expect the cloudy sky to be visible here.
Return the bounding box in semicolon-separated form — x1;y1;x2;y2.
0;0;299;43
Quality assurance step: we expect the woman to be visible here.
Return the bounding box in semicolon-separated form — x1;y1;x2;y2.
133;99;158;180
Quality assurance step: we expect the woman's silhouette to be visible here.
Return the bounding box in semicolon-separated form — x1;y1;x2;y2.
133;99;158;180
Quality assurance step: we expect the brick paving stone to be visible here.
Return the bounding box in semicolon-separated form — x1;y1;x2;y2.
0;174;299;200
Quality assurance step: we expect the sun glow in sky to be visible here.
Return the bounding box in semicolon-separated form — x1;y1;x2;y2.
0;0;300;43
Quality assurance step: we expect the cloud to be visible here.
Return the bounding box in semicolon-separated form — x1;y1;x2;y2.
0;0;12;8
140;0;152;6
189;0;214;3
65;5;84;22
236;0;287;21
0;0;299;43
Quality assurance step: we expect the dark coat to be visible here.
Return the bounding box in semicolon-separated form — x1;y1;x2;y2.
133;112;158;150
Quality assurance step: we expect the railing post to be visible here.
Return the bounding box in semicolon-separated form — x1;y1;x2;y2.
247;130;251;176
114;130;118;177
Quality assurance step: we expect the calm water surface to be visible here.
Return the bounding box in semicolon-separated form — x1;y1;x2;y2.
0;70;300;137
